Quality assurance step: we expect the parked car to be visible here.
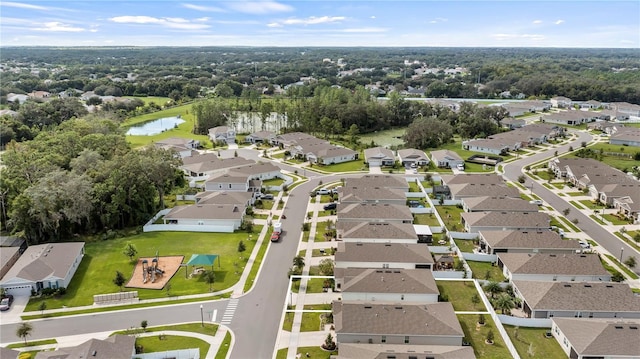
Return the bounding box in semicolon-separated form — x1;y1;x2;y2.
270;232;281;242
0;295;14;311
529;200;543;205
261;194;274;200
579;240;590;249
324;202;337;210
317;188;331;195
456;163;465;171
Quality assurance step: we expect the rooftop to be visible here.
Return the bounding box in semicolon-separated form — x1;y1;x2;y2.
340;268;439;296
498;253;609;276
337;221;418;241
553;318;640;357
336;242;433;265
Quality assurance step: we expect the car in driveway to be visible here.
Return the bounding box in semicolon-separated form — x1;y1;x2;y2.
0;295;14;311
260;194;274;200
316;188;331;195
324;202;337;210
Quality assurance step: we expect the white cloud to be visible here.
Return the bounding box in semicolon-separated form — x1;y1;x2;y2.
429;17;448;24
555;20;565;25
492;33;545;41
342;27;387;33
283;16;345;25
182;3;225;12
109;15;210;30
33;22;85;32
370;16;376;19
267;22;283;28
226;1;293;14
532;20;543;24
1;1;49;10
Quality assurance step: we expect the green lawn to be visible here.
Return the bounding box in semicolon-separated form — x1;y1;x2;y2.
301;312;325;332
136;335;210;359
556;216;581;232
504;325;565;359
304;304;332;310
604;254;639;279
603;213;632;225
263;177;285;186
590;215;606;225
313;159;367;173
408;181;421;192
549;218;568;232
282;312;295;331
467;261;506;282
454;239;476;253
413;213;441;226
569;200;585;209
565;191;586;197
579;200;602;209
306;278;329;293
124;96;171;107
276;346;337;359
457;315;512;359
7;339;57;348
435;205;465;231
360;128;406;147
215;331;232;359
115;323;218;336
437;281;486;311
25;228;262;310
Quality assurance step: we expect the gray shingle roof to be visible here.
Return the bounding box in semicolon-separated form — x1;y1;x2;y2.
498;253;609;276
336;242;433;265
463;196;539;212
337;222;418;241
449;183;521;198
338;203;413;221
440;173;505;186
0;242;84;284
513;280;640;312
340;186;406;203
340;268;439;296
35;335;135;359
552;318;640;357
479;230;579;250
461;211;551;228
397;148;429;162
345;175;409;190
195;191;253;205
164;204;244;220
334;343;476;359
334;301;463;337
364;147;395;160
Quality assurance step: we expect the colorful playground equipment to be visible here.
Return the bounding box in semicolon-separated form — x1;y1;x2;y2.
141;253;165;284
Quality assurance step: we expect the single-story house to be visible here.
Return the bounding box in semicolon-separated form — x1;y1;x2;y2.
336;221;419;243
208;126;236;144
0;247;21;280
34;335;135;359
462;138;511;156
440;173;505;186
363;147;395;167
308;145;359;165
550;96;572;108
195;191;254;206
205;173;256;192
162;204;244;230
478;230;580;255
497;253;611;282
501;118;527;130
181;156;255;180
335;268;439;303
462;196;539;212
345;175;409;191
609;127;640;147
338;203;413;224
335;242;434;270
513;280;640;319
613;191;640;224
462;211;551;233
333;301;463;346
340;186;406;205
333;343;475;359
154;137;199;158
551;318;640;359
612;101;640;118
271;132;316;148
244;130;275;144
397;148;430;167
541;111;595;126
0;242;85;296
430;150;464;169
448;183;521;200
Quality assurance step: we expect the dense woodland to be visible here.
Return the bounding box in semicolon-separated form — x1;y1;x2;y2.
1;47;639;243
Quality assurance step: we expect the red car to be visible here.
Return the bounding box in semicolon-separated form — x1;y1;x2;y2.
270;232;281;242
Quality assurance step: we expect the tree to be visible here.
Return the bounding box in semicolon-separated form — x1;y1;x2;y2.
478;313;486;325
471;294;480;308
322;332;336;350
484;281;502;299
563;208;571;216
113;271;126;291
16;322;33;345
403;117;453;149
38;301;47;315
123;242;138;262
494;293;516;314
293;255;305;270
624;256;637;269
141;320;148;332
486;330;494;344
201;270;215;291
237;240;246;258
517;175;526;184
318;258;335;276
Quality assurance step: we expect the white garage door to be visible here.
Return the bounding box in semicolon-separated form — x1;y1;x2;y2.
368;159;382;167
4;285;32;296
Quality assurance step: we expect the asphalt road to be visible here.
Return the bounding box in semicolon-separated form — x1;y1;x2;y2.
502;131;640;274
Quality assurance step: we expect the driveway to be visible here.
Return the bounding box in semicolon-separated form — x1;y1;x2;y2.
0;294;30;324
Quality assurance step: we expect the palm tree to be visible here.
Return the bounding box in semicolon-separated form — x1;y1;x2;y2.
16;322;33;345
494;293;516;315
293;255;305;270
483;281;502;299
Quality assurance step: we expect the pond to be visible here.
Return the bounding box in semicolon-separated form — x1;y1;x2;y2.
126;116;185;136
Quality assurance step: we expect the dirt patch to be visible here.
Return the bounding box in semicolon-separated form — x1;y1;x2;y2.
125;256;184;290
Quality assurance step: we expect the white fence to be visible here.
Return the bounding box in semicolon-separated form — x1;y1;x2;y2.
498;315;552;328
430;226;444;233
462;253;497;262
264;174;293;192
405;192;427;198
142;209;235;233
429;246;453;254
438;200;462;206
432;271;466;279
449;232;477;240
410;207;434;214
134;348;200;359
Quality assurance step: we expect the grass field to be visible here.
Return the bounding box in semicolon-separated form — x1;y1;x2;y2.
359;128;406;147
435;205;465;230
136;335;210;359
454;239;476;253
124;96;171;107
313;159;367;173
276;346;338;359
215;332;232;359
437;281;486;311
504;325;565;359
467;260;506;282
457;315;512;359
25;228;261;310
413;213;441;226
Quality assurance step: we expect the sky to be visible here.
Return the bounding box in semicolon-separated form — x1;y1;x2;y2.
1;1;639;48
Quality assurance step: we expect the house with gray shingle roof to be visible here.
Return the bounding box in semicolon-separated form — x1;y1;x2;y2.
462;196;538;212
335;242;434;270
478;230;580;255
345;175;409;191
461;211;550;233
364;146;395;167
340;186;407;205
448;183;520;200
208;126;236;144
333;343;476;359
0;242;85;296
333;301;464;346
162;204;244;231
610;127;640;147
613;190;640;224
397;148;430;167
244;130;275;144
337;221;418;243
194;191;254;206
338;203;413;223
551;318;640;359
35;335;135;359
497;253;611;282
512;281;640;319
181;156;255;179
336;268;439;303
440;173;504;186
430;150;464;169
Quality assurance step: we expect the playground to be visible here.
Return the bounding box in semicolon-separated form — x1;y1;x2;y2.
126;255;184;290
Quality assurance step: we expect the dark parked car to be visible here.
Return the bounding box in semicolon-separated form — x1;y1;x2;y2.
261;194;274;200
0;295;14;311
324;202;337;210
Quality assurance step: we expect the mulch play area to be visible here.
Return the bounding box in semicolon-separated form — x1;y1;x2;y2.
125;255;184;290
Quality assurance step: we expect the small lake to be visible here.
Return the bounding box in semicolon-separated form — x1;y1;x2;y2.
126;116;185;136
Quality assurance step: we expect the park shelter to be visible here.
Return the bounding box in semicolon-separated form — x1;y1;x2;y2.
185;254;219;277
